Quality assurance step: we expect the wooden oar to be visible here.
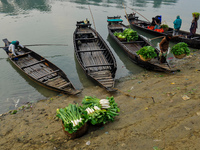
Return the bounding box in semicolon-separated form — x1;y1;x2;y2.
0;44;68;49
127;6;150;23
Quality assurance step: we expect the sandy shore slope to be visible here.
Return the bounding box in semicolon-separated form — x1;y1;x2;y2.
1;51;200;150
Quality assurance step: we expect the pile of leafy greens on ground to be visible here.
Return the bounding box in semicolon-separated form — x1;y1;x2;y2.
171;42;190;56
80;96;120;125
56;96;120;134
113;28;138;42
56;104;86;134
136;46;157;59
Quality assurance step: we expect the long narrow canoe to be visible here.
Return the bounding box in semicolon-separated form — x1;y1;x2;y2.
73;20;117;91
107;16;178;73
2;38;80;95
125;13;200;49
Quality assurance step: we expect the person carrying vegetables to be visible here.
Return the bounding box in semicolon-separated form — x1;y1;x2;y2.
159;35;172;63
173;15;182;36
188;13;199;38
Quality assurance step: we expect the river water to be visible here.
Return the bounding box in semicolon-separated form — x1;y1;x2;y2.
0;0;199;114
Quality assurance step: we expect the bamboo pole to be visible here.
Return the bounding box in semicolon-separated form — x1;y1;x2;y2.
122;3;131;28
149;36;165;41
127;6;150;22
88;5;96;32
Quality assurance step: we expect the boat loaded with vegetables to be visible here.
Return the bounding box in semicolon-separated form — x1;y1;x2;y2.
107;16;179;72
56;96;120;138
125;12;200;49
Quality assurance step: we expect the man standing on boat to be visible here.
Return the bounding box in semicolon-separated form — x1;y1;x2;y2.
173;15;182;35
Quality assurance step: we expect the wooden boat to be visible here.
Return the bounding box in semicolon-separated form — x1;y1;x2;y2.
2;39;80;95
107;16;178;72
125;13;200;49
73;20;117;91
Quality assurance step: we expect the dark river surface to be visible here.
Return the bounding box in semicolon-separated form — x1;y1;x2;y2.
0;0;199;114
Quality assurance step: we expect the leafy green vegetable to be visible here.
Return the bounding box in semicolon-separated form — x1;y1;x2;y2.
136;46;157;59
81;96;120;125
113;28;138;42
171;42;190;56
160;24;168;29
123;28;138;42
192;12;200;18
56;104;86;134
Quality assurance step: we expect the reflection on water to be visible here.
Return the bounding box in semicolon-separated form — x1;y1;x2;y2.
128;0;178;8
0;0;51;15
0;0;179;16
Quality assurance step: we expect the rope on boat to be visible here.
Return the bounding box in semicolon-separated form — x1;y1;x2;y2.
113;88;155;103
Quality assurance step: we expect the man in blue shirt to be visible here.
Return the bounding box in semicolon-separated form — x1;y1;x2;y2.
8;40;24;56
173;15;182;35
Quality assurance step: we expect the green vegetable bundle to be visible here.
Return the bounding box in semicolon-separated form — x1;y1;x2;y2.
160;24;169;29
81;96;120;125
123;28;138;42
113;28;138;42
171;42;190;56
136;46;157;59
192;12;200;19
56;104;86;134
114;32;126;39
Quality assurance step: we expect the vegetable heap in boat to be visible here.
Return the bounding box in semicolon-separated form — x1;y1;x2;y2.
114;28;138;42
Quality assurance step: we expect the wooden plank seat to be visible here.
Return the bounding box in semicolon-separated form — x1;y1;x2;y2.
21;59;46;69
58;82;71;89
12;52;32;59
76;32;94;35
36;69;60;80
76;38;98;41
85;64;113;68
122;41;145;44
76;23;92;27
110;27;124;30
78;49;107;53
